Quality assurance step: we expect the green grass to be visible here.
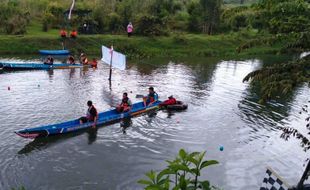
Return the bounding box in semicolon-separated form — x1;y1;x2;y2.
0;27;285;58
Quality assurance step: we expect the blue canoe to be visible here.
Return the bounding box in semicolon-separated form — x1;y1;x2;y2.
0;62;89;70
39;50;70;55
15;101;161;139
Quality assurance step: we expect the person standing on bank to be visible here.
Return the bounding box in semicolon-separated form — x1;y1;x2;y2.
79;101;98;128
127;22;133;37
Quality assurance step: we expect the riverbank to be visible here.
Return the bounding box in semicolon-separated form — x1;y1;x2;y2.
0;32;285;59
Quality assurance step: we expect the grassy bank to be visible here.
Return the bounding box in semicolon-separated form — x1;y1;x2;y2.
0;29;285;59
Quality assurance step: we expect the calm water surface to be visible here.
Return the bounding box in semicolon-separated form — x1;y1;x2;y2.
0;56;309;190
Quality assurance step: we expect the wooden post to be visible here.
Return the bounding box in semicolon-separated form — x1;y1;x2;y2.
108;45;113;81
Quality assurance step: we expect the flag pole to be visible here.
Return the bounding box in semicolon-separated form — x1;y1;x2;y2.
108;45;113;81
297;160;310;189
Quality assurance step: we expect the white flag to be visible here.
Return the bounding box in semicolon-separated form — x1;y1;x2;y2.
101;46;126;70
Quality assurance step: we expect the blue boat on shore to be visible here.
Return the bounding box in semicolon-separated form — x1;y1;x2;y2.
39;49;70;55
15;101;161;139
0;62;89;70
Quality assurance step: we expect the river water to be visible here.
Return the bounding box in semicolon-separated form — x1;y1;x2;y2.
0;56;309;190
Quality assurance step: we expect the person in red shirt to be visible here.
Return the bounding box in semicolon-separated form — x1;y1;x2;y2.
116;93;132;113
60;29;67;38
160;95;177;106
70;30;77;38
91;58;98;68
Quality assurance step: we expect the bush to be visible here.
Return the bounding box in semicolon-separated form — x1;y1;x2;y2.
0;2;30;35
135;15;168;36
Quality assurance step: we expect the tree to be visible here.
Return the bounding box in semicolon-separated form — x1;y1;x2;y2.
200;0;222;34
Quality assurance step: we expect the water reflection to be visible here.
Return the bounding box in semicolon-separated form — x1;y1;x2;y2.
120;117;132;134
87;128;98;145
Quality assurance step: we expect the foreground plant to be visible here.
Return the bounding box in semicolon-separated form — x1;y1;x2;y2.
138;149;219;190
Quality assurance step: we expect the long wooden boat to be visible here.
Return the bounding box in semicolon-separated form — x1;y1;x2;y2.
39;49;70;55
0;62;89;70
15;101;161;139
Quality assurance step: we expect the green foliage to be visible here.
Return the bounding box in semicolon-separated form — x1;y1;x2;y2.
135;15;168;36
243;55;310;103
0;2;30;35
138;149;219;190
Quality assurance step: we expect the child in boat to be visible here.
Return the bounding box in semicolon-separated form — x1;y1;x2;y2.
143;87;158;107
91;58;98;68
67;55;75;64
116;92;132;113
79;100;98;128
80;53;89;65
160;95;177;106
44;56;54;65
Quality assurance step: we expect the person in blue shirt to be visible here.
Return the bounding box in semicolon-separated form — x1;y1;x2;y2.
143;87;158;107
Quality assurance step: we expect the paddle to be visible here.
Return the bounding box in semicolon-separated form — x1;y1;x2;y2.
136;94;145;98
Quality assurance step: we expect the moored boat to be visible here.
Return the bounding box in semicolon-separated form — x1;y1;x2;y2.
0;62;89;70
15;101;161;139
39;49;70;55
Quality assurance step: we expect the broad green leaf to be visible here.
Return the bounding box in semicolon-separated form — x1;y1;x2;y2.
200;180;211;190
179;175;188;190
188;156;199;166
200;160;219;170
157;168;173;182
179;149;187;160
137;179;153;185
198;151;206;165
189;151;200;158
146;170;156;184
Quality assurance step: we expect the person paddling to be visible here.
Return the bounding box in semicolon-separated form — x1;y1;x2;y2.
67;55;75;64
116;92;132;113
79;100;98;128
44;56;54;65
160;95;177;106
80;53;89;65
143;87;158;107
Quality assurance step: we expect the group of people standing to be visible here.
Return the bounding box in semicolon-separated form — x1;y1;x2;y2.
80;87;158;128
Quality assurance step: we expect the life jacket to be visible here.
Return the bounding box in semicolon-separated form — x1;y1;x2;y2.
121;97;130;107
91;60;98;68
161;98;177;106
71;30;77;38
86;105;97;121
148;92;157;102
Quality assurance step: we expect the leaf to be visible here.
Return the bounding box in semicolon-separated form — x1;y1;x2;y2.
138;179;153;185
200;160;219;170
169;163;190;173
190;168;200;176
157;168;173;182
146;170;156;184
189;151;200;158
179;149;187;160
198;151;206;165
179;175;188;190
188;156;199;166
200;180;211;190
